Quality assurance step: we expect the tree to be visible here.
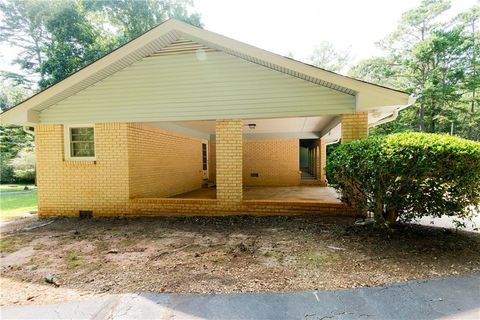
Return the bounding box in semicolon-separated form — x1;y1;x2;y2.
378;0;452;132
0;74;32;111
0;0;52;83
0;125;34;183
349;0;480;141
10;147;36;182
408;28;470;133
38;1;118;89
307;41;351;73
86;0;202;42
454;5;480;140
0;0;203;87
348;56;407;89
0;74;34;183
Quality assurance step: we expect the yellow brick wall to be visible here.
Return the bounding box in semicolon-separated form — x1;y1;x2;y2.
243;139;300;186
35;123;129;217
215;120;243;203
127;123;203;198
341;112;369;143
208;140;216;183
35;122;354;217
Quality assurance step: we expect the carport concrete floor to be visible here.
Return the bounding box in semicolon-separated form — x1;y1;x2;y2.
171;186;342;203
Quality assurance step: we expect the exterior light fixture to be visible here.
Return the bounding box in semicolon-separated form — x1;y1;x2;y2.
248;123;256;129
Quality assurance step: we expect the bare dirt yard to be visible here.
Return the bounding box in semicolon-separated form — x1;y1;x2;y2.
1;216;479;306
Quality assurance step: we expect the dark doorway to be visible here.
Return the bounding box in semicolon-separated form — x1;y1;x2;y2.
299;139;318;180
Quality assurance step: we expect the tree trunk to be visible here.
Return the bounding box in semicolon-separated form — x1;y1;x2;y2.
374;197;386;225
385;207;398;226
419;103;425;132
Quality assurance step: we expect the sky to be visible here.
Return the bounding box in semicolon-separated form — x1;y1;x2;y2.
0;0;477;77
195;0;477;65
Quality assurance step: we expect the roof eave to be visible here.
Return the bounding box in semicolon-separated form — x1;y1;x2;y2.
0;19;413;125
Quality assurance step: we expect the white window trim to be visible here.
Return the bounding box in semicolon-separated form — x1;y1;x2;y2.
64;124;96;161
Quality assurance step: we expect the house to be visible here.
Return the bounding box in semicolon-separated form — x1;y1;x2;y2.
0;19;414;218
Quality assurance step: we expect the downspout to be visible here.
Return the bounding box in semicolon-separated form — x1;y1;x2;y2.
325;138;340;146
369;95;417;129
368;109;400;128
23;126;35;135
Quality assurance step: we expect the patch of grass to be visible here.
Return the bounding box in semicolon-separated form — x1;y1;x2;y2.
0;236;34;253
301;251;340;268
65;251;82;268
0;239;14;251
0;191;37;221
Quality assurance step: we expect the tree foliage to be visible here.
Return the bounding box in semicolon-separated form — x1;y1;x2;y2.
307;41;351;73
0;0;203;89
0;125;34;183
10;147;36;182
0;0;51;81
38;1;118;88
327;133;480;226
349;0;479;140
87;0;202;41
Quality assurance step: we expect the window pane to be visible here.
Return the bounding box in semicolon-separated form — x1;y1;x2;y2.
71;127;94;142
71;142;95;157
70;127;94;157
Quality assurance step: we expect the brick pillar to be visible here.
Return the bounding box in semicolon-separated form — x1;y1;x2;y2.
341;112;368;143
216;120;243;203
318;138;327;184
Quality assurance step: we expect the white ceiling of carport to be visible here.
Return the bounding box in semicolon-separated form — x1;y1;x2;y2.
171;116;334;134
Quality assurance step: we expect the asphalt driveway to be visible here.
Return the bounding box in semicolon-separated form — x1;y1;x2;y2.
1;275;479;319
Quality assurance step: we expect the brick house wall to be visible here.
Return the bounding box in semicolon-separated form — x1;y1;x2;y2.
209;139;300;186
243;139;300;186
35;123;130;217
341;112;369;142
127;123;203;198
34;118;364;217
208;140;216;183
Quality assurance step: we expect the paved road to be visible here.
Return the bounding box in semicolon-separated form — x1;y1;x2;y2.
1;275;479;319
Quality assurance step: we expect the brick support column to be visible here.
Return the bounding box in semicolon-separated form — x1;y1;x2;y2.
341;112;369;143
318;138;327;184
215;119;243;203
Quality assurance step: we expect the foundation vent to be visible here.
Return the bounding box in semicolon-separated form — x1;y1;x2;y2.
79;210;93;219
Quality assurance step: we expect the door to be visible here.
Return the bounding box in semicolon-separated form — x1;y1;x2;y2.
202;141;209;180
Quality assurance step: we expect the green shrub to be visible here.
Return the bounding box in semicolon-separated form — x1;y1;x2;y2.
327;133;480;226
0;156;15;183
10;148;36;183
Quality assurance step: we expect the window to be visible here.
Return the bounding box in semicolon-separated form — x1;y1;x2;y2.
65;125;95;160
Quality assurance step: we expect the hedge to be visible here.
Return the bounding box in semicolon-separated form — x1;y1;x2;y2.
327;133;480;226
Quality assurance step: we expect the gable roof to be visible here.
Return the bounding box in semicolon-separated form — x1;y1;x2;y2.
0;19;414;125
